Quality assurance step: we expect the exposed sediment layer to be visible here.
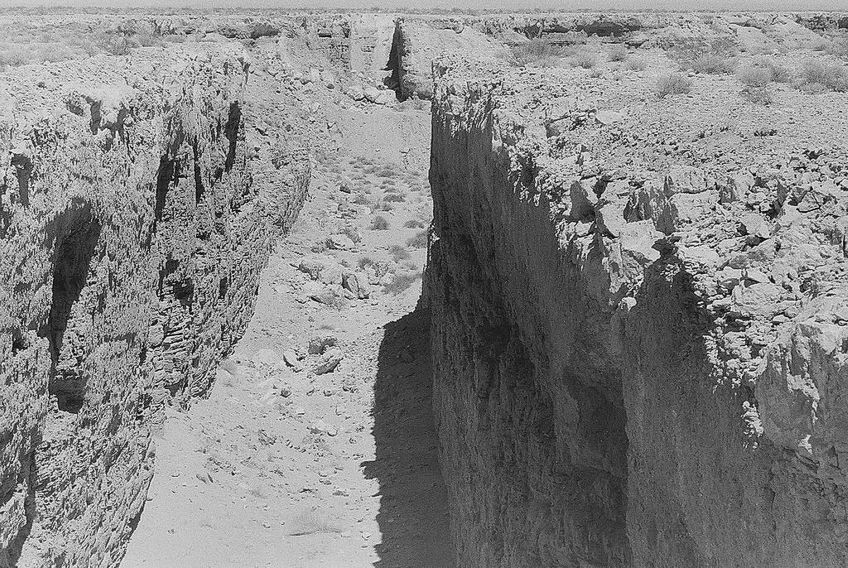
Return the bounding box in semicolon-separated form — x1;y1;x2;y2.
428;54;848;567
0;44;309;567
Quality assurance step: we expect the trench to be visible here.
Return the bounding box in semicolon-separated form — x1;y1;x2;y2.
122;98;453;566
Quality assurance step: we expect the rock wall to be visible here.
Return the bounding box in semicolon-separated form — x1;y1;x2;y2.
0;43;309;567
428;55;848;567
392;19;508;100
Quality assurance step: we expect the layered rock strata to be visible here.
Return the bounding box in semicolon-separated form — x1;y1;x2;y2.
428;55;848;567
0;44;309;567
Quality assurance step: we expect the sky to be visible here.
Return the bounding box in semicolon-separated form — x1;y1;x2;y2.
2;0;848;10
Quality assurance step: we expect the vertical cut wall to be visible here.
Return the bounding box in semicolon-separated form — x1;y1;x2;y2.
428;55;848;568
0;43;309;568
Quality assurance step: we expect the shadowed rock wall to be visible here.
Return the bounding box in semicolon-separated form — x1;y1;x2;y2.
428;54;848;568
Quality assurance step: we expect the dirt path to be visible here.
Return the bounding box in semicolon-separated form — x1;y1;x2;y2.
121;103;454;568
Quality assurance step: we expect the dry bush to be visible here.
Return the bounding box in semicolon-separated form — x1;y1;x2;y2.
98;33;133;55
353;193;371;206
0;48;29;69
403;219;427;229
511;38;563;67
369;216;390;230
383;193;405;203
383;272;422;295
406;230;428;249
826;37;848;58
388;245;410;262
736;64;773;87
626;57;647;71
760;58;792;83
688;54;735;74
376;165;399;178
608;44;628;62
737;58;792;87
656;73;692;98
797;60;848;92
573;50;598;69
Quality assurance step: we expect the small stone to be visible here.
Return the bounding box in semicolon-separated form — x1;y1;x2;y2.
308;334;337;355
282;350;301;371
327;234;355;251
313;347;343;375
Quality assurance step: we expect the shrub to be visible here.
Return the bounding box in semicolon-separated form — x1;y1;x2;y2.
383;272;422;295
797;60;848;92
512;38;562;67
376;165;399;178
688;54;735;74
573;50;598;69
353;193;371;206
656;73;692;98
626;57;647;71
388;245;410;262
736;64;773;87
406;230;428;249
403;219;427;229
760;58;792;83
383;193;405;203
826;37;848;58
737;59;792;87
608;44;628;62
370;216;390;230
0;48;29;69
98;33;134;56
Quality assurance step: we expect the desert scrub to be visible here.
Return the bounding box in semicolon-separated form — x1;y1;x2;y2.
403;219;427;229
656;73;692;98
626;57;647;71
572;50;598;69
687;54;735;75
759;58;792;83
383;272;422;295
383;193;406;203
370;216;390;230
736;64;773;88
511;38;563;67
376;165;399;178
388;245;410;262
736;58;792;87
406;230;428;249
607;44;628;62
826;37;848;58
796;60;848;93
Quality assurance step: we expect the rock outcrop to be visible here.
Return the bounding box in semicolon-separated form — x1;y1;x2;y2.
392;19;508;100
0;43;309;567
428;54;848;567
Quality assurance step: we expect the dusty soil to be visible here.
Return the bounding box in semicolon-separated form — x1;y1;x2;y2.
121;100;453;567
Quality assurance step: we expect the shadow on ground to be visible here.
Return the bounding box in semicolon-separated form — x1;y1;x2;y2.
362;305;455;568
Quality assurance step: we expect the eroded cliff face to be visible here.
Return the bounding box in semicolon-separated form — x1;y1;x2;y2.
0;44;309;567
428;55;848;567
